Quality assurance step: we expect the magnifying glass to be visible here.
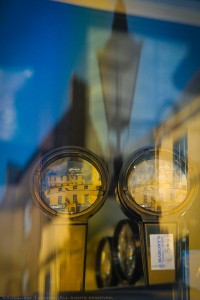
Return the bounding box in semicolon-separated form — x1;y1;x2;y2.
116;146;197;287
31;146;109;293
113;219;142;285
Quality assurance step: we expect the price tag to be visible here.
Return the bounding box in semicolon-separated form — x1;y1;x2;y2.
150;234;175;270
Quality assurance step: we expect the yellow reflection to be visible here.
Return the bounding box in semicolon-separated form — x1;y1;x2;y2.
52;0;120;13
128;157;188;213
154;87;200;297
42;158;102;214
53;0;200;26
100;241;112;286
38;221;87;297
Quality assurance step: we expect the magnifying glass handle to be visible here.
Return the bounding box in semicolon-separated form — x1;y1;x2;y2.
39;222;88;296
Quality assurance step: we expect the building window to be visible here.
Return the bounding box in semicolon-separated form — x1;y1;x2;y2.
84;185;88;190
24;202;32;238
71;207;76;213
58;187;62;192
173;133;188;175
58;195;62;204
73;185;77;190
73;194;77;203
46;197;50;205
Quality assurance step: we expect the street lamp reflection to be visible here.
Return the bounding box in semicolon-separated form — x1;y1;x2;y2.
97;0;142;176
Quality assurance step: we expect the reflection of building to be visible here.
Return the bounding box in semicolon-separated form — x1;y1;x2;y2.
154;71;200;299
0;74;101;296
86;70;200;293
44;169;101;214
129;159;187;213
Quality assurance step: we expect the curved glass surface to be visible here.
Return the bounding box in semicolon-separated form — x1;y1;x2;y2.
40;157;102;214
117;223;136;279
128;158;188;213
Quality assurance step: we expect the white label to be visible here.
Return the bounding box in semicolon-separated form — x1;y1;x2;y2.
150;234;175;270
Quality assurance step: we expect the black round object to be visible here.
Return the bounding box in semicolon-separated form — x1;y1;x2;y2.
96;237;118;288
113;219;142;284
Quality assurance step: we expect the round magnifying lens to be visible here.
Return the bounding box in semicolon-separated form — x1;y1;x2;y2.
113;220;142;284
117;147;196;217
96;237;118;288
31;146;109;220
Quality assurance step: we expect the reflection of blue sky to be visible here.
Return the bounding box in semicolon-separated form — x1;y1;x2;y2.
44;159;85;177
0;0;200;198
130;39;189;140
42;159;94;190
0;0;92;197
129;20;200;144
88;16;200;154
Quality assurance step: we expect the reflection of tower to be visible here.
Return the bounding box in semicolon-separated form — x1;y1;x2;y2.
0;73;101;295
68;74;89;146
40;73;101;155
42;74;90;151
